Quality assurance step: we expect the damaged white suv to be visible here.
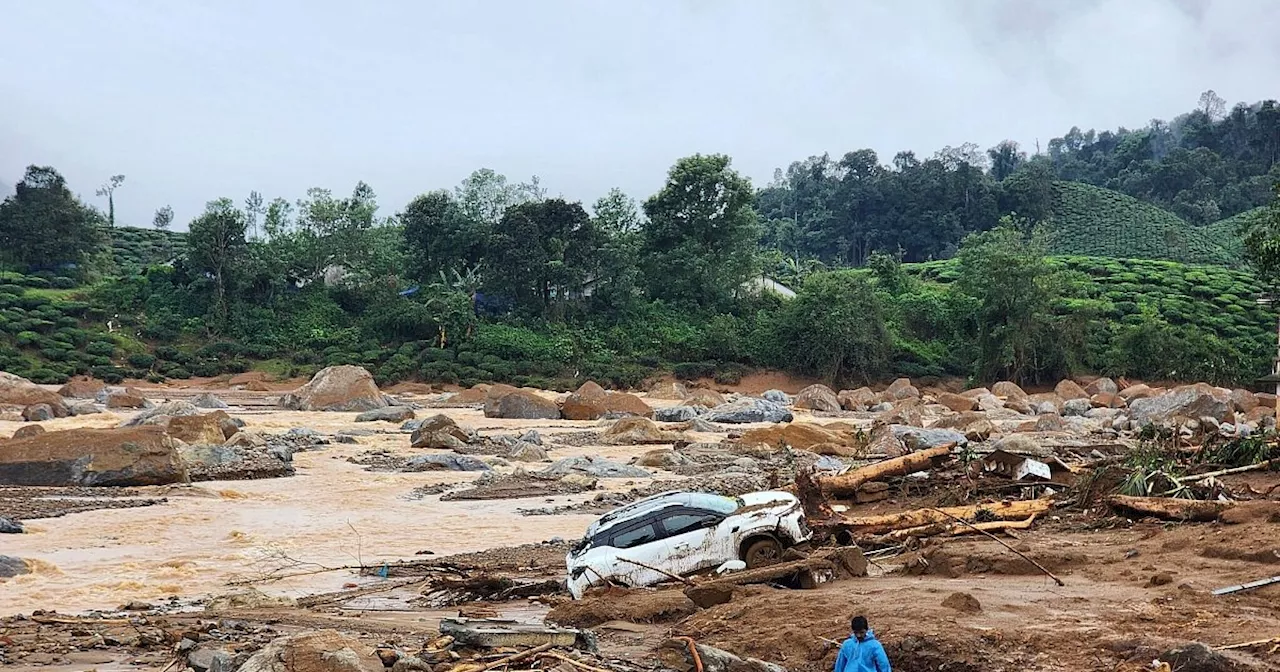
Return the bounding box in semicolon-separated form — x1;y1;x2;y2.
565;490;811;599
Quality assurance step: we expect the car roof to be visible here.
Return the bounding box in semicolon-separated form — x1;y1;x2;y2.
585;491;740;537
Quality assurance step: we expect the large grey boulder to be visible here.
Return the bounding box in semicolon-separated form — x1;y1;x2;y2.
793;384;841;412
0;517;23;533
354;406;415;423
890;425;967;450
654;405;701;422
1062;398;1092;417
122;400;200;427
702;399;793;424
0;426;186;486
762;389;791;404
1129;384;1232;426
191;393;229;409
0;556;30;578
235;630;382;672
484;390;560;420
404;454;491;472
539;455;651;478
280;366;388;412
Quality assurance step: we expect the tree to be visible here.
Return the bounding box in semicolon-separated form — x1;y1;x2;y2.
153;205;174;231
244;191;265;240
186;198;248;325
1199;89;1227;122
401;190;487;281
771;272;890;385
592;188;641;234
987;140;1025;181
1242;186;1280;295
0;165;104;270
589;190;642;310
954;221;1063;384
485;198;602;318
95;174;125;227
641;154;760;307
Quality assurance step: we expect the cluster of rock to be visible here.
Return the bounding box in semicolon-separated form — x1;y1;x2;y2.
777;377;1276;440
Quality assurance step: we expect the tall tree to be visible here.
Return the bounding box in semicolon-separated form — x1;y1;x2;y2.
641;154;760;307
0;165;103;270
186;198;248;325
401;190;487;281
95;174;125;227
987;140;1025;181
486;198;601;318
244;191;265;240
153;205;174;230
1242;186;1280;296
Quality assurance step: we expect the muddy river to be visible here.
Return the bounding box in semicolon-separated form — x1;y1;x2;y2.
0;404;668;615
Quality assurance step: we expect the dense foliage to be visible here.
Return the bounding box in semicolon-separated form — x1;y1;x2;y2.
2;92;1279;390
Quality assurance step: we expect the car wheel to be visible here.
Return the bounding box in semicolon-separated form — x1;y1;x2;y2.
743;537;783;569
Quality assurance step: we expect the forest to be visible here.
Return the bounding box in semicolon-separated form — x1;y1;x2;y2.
1;91;1279;390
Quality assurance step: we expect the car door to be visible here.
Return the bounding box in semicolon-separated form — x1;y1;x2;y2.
600;515;673;589
655;508;733;577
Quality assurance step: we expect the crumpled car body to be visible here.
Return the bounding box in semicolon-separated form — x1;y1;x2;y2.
565;490;811;599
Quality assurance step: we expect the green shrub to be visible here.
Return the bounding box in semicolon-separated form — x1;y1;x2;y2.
85;341;116;357
126;353;157;369
15;330;40;346
51;277;76;289
28;368;68;384
90;365;126;384
672;361;716;380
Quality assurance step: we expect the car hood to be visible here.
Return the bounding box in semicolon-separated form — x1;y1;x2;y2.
736;491;798;508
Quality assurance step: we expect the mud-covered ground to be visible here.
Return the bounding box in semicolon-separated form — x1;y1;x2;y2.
1;379;1278;671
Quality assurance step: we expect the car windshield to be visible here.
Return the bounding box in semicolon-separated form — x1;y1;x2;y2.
685;493;741;514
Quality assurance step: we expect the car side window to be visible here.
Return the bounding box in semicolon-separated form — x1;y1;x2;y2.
659;511;722;538
611;523;658;549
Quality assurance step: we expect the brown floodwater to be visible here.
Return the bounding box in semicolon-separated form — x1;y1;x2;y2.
0;405;669;615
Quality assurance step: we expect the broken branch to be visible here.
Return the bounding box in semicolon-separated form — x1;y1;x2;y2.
477;643;556;671
927;507;1065;587
616;556;695;586
1107;495;1235;522
1174;459;1275;483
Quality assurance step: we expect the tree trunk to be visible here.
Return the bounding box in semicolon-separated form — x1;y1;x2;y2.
1107;495;1235;522
819;499;1053;537
818;445;953;497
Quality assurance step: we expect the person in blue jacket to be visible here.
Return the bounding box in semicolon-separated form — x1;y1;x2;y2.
834;615;891;672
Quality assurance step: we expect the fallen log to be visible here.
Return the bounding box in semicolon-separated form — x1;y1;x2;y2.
687;546;868;594
818;445;954;497
1174;459;1275;483
1107;495;1236;522
830;498;1053;536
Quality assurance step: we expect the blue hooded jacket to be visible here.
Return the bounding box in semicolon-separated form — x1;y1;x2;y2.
834;630;891;672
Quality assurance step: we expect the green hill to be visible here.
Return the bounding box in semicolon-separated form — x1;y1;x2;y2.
1203;207;1268;260
108;227;187;274
1045;182;1238;266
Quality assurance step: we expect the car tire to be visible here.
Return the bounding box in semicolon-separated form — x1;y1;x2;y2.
742;537;783;569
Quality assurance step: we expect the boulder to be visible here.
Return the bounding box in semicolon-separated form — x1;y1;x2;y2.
793;384;841;412
936;392;978;413
930;412;994;442
601;417;673;444
410;415;476;450
890;425;967;451
992;433;1041;455
449;384;489;405
1090;392;1124;409
991;381;1027;400
1155;643;1235;672
123;400;200;427
1084;377;1118;396
70;401;102;416
1256;392;1277;409
1118;384;1154;403
1062;398;1092;417
404;454;491;472
1027;392;1064;413
354;407;416;423
884;378;920;400
191;393;230;409
654;405;701;422
960;387;991;399
540;455;651;479
1229;388;1259;413
0;372;69;416
881;400;923;427
484;390;560;420
482;384;520;416
636;448;695;469
168;412;232;445
280;366;387;412
648;380;689;400
762;389;790;404
0;517;23;533
235;630;383;672
686;388;726;408
738;422;861;453
12;424;45;439
0;556;30;578
702;398;793;424
1054;380;1089;401
0;426;186;486
180;443;294;481
58;377;105;399
106;392;148;409
837;387;877;411
562;383;653;420
504;441;548;462
21;403;56;421
1129;384;1233;426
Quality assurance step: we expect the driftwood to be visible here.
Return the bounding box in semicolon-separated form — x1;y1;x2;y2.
1107;495;1236;522
616;556;696;586
926;507;1065;586
1174;459;1275;483
819;445;954;496
831;499;1053;536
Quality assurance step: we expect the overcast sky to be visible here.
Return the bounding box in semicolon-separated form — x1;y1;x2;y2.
2;0;1278;229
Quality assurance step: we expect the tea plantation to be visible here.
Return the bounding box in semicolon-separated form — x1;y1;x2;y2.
1045;182;1240;266
109;227;187;274
1203;207;1268;261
